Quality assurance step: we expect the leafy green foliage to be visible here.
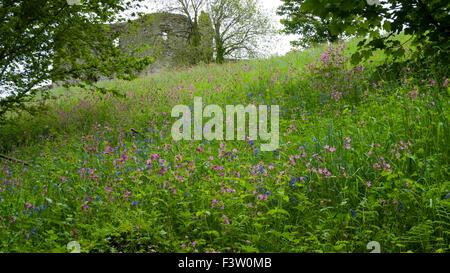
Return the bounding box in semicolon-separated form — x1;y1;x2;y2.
278;0;450;67
0;0;153;121
207;0;272;63
156;0;272;64
0;38;448;253
277;0;342;48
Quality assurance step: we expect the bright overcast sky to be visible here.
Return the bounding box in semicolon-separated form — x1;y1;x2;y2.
258;0;300;56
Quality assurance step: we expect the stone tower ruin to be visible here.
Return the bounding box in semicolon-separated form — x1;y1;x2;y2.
110;12;214;74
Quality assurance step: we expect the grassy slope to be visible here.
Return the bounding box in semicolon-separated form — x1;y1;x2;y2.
0;38;449;253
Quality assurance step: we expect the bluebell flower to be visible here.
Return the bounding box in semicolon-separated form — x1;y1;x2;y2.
30;226;38;235
351;209;357;217
290;177;296;186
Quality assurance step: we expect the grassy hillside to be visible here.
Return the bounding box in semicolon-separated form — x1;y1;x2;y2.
0;38;448;253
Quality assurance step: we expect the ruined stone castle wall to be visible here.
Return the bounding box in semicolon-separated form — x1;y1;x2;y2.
110;12;213;74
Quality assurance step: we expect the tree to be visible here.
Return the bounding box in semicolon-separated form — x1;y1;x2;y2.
159;0;205;46
157;0;272;64
277;0;341;48
280;0;450;65
207;0;272;63
197;10;215;63
154;0;212;64
0;0;153;121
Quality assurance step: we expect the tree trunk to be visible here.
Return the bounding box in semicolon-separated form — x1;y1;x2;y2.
215;40;225;64
190;22;201;48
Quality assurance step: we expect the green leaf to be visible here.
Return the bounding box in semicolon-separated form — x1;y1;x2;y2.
383;21;391;32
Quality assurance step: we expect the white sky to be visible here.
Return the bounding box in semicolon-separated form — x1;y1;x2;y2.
258;0;300;55
256;0;300;55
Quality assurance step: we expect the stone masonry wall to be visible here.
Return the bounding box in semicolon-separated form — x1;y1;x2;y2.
110;12;213;75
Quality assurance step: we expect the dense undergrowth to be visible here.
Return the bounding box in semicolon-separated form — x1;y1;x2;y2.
0;38;448;253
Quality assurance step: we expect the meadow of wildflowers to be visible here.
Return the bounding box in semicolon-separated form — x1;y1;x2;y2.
0;39;448;253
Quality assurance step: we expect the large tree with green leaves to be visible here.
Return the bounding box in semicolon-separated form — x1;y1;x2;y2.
0;0;153;121
277;0;449;65
277;0;341;48
157;0;271;64
207;0;271;63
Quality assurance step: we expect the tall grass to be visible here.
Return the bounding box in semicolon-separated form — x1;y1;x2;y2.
0;37;448;253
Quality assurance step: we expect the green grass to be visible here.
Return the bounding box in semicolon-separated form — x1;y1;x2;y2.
0;37;448;253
